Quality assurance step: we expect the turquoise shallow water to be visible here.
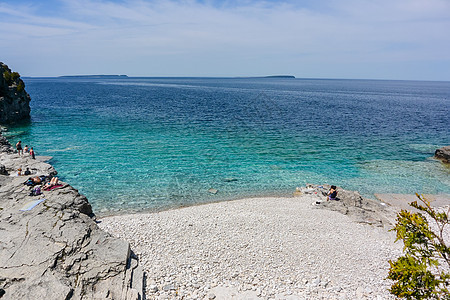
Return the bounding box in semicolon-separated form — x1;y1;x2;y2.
5;77;450;214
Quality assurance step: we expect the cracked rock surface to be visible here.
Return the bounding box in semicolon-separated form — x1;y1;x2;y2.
0;133;144;300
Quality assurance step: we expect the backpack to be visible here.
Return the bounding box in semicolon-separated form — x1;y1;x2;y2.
29;186;41;196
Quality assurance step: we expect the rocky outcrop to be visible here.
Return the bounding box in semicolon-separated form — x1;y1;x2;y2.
435;146;450;164
295;184;397;227
0;133;144;300
0;62;31;124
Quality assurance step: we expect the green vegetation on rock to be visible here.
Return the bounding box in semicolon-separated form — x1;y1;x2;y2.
0;62;31;123
388;194;450;299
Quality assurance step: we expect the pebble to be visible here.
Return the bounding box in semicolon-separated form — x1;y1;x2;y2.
148;284;158;293
99;196;404;299
163;284;175;291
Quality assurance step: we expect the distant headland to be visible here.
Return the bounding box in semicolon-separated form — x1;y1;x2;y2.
56;75;295;79
235;75;296;79
59;75;128;79
263;75;295;78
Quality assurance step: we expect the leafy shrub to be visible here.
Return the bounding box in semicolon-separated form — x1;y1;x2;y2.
388;194;450;299
11;72;20;81
3;70;11;83
17;81;24;92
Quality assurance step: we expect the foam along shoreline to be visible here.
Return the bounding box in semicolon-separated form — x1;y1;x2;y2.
97;186;450;300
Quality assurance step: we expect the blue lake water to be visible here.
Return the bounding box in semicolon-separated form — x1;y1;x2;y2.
5;77;450;215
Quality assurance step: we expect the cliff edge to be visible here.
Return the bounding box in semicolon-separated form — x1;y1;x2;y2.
0;133;144;300
0;62;31;124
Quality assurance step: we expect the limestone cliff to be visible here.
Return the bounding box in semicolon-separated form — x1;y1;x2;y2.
0;62;31;123
0;133;144;300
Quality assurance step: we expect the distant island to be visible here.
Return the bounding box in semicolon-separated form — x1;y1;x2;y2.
263;75;295;78
57;75;295;79
235;75;296;79
59;75;128;79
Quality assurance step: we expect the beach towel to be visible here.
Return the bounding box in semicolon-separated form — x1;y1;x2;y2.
19;199;46;211
44;184;63;191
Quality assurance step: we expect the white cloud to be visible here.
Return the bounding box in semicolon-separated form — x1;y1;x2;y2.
1;0;449;79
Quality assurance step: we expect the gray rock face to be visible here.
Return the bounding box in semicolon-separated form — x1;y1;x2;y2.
435;146;450;163
0;130;14;153
0;62;31;124
296;184;397;227
0;133;144;299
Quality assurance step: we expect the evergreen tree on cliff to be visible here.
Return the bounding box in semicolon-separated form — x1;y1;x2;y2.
0;62;31;123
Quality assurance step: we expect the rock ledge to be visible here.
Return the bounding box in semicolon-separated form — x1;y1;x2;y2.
435;146;450;164
0;133;144;300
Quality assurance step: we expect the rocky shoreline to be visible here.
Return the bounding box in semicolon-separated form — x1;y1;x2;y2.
0;133;144;300
2;122;448;299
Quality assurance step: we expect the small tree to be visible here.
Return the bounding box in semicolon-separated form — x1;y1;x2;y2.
388;194;450;299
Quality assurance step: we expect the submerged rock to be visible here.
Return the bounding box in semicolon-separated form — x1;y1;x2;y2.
0;62;31;124
0;133;144;300
208;188;219;194
434;146;450;163
223;177;238;182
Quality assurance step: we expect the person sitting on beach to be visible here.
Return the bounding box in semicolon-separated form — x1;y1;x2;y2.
24;168;31;175
24;145;29;153
327;185;338;201
29;147;35;159
17;168;22;176
16;141;23;156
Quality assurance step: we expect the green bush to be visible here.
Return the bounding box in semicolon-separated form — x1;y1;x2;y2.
3;70;11;83
2;71;20;85
16;81;24;92
11;72;20;81
388;194;450;299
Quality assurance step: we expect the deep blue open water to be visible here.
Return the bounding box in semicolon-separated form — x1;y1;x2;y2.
5;77;450;215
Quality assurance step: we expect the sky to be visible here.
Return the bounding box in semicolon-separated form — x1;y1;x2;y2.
0;0;449;80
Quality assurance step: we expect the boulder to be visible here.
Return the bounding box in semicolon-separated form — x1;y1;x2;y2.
0;164;7;175
0;62;31;124
0;132;144;300
296;184;397;227
434;146;450;163
0;131;14;153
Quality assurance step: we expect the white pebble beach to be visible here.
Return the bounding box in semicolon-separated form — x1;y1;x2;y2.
99;195;404;300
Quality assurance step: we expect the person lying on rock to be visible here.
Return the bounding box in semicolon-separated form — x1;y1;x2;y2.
43;176;60;189
327;185;338;201
23;175;47;186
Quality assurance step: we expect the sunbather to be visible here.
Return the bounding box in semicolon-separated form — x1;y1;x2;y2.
44;177;60;189
24;175;47;186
